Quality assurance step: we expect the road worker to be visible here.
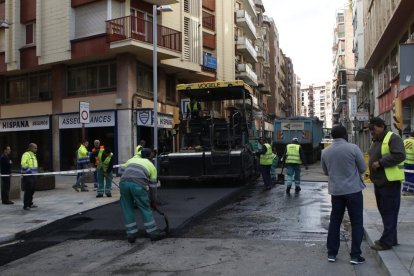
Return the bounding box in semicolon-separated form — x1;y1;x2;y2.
119;148;166;243
403;131;414;195
21;143;39;210
96;147;114;198
283;137;308;193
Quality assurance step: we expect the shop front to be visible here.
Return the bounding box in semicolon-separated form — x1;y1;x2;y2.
136;109;174;154
59;110;116;170
0;116;52;171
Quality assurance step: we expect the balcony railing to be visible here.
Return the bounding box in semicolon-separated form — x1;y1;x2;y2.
106;16;181;52
202;12;215;31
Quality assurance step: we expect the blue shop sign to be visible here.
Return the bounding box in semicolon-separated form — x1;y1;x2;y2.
203;55;217;69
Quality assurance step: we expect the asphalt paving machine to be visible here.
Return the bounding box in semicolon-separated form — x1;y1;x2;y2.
159;80;260;186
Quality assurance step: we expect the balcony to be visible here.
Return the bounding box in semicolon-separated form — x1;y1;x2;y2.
203;33;216;49
236;63;258;86
258;84;271;95
243;0;256;17
236;36;257;64
235;10;256;40
202;12;215;32
202;0;215;11
143;0;178;5
106;16;181;62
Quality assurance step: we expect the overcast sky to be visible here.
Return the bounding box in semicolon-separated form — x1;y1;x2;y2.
262;0;348;86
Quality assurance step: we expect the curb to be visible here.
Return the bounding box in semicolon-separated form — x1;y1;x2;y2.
363;215;411;276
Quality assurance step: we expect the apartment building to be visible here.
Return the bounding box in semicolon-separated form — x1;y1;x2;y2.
300;85;313;117
361;0;414;137
352;0;371;152
0;0;238;171
267;18;284;119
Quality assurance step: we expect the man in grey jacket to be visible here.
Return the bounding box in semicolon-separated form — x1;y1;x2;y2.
321;125;367;264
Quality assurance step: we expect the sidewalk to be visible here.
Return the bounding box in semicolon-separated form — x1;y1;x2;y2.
0;175;120;244
363;182;414;276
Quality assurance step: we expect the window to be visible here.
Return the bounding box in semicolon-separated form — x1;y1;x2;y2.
2;72;51;104
25;23;35;45
67;61;116;96
166;75;176;102
136;62;153;98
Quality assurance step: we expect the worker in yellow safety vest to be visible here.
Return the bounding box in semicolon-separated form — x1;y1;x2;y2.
73;140;90;192
134;139;146;156
119;148;166;243
368;117;405;251
21;143;39;210
257;138;275;191
283;137;308;194
403;131;414;194
186;97;201;120
96;147;114;198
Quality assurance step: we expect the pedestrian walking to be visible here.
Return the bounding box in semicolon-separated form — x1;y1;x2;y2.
119;148;166;243
321;125;367;264
368;117;405;251
402;131;414;195
91;139;104;190
96;147;114;198
283;137;308;193
73;140;90;192
21;143;39;210
256;138;274;191
1;145;13;204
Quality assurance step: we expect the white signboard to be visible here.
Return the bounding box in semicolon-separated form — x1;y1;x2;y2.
281;122;304;130
355;112;369;121
59;111;115;129
79;101;90;124
349;94;357;117
0;116;50;132
137;109;173;129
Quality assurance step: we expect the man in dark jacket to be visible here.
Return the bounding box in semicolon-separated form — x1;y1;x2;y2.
368;117;405;251
1;145;13;204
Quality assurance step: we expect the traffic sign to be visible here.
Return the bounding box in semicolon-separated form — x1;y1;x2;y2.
79;101;90;124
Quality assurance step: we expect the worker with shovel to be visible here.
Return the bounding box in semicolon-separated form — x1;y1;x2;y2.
118;148;167;243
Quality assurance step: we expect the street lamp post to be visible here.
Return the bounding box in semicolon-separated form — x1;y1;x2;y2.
153;5;173;168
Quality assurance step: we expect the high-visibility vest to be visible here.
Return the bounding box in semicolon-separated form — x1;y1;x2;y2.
92;145;104;166
121;155;157;189
260;143;274;165
187;101;199;112
285;144;301;164
98;150;113;172
403;137;414;164
135;145;143;156
21;151;38;174
381;131;405;181
77;144;89;165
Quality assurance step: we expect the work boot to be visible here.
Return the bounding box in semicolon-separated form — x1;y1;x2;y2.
295;186;301;193
96;194;103;198
127;234;137;244
72;185;79;192
150;230;167;242
106;193;112;197
286;186;291;194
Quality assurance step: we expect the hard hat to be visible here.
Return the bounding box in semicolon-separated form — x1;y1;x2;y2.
292;137;299;142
